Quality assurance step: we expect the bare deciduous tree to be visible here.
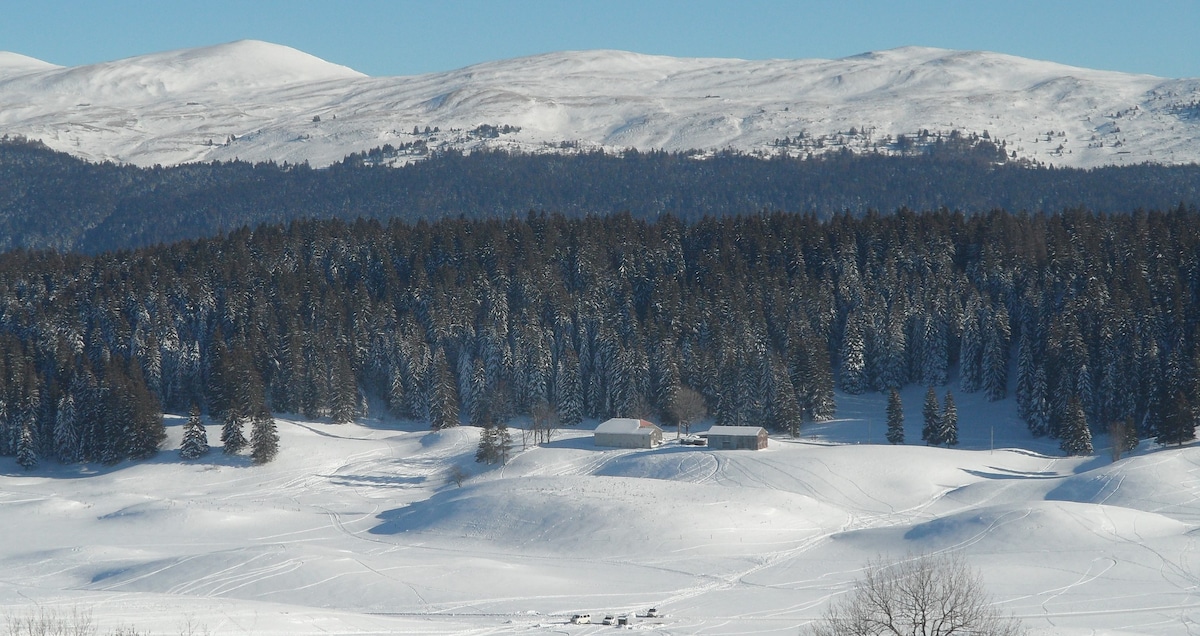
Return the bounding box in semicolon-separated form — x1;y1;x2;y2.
669;386;707;437
804;553;1025;636
529;400;559;445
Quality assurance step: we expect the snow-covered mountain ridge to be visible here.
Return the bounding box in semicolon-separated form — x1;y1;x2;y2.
2;40;1199;168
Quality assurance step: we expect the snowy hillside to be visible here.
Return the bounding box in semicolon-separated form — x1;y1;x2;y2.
2;40;1200;168
3;386;1198;635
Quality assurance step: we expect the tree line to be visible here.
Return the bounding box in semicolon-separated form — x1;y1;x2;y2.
0;207;1198;468
4;137;1200;254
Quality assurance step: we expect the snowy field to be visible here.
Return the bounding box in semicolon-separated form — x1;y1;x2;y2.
2;384;1199;635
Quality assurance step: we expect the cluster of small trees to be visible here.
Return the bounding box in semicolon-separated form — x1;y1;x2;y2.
882;387;957;447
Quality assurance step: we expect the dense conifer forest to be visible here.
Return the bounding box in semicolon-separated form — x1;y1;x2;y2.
1;207;1197;466
4;137;1200;253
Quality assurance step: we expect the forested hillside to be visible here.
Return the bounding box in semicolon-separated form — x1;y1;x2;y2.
3;137;1200;253
1;208;1197;466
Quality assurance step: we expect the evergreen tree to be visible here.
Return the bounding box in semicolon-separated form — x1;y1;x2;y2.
921;386;942;446
429;349;459;430
180;403;210;459
250;407;280;464
982;305;1009;401
328;351;358;424
555;351;584;427
941;391;959;448
770;362;804;437
1155;391;1196;447
1026;365;1051;437
221;410;247;454
475;422;497;464
16;423;37;470
919;313;949;387
838;313;869;394
1060;396;1094;456
468;359;489;428
958;300;983;393
886;388;904;444
1015;328;1037;422
53;393;80;464
495;420;513;464
805;340;837;420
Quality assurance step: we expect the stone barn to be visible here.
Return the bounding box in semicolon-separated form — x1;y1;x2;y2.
594;418;663;449
704;425;768;450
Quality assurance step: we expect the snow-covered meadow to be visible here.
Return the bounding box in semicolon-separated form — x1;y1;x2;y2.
2;385;1197;635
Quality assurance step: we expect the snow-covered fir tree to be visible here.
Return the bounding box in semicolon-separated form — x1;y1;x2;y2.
250;408;279;464
1059;396;1093;456
179;404;209;460
1154;390;1196;447
838;313;869;395
921;386;942;446
886;388;904;444
475;422;498;464
54;393;80;464
221;410;247;455
941;391;959;448
982;305;1009;401
16;423;37;471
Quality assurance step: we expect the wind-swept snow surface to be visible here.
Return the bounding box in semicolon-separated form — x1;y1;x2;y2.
2;385;1199;635
2;41;1200;168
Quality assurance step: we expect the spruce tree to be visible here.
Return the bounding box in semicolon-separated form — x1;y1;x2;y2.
475;422;497;464
180;403;210;459
1155;391;1196;447
429;350;459;430
982;305;1009;401
495;420;513;464
941;391;959;448
886;388;904;444
54;393;80;464
16;423;37;471
921;386;942;446
221;410;247;454
1026;365;1051;437
250;408;280;464
1060;396;1094;456
838;314;869;395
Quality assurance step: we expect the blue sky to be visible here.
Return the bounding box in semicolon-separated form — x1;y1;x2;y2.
4;0;1198;78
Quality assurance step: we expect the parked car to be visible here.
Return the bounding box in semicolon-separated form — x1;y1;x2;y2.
602;615;616;625
570;613;591;624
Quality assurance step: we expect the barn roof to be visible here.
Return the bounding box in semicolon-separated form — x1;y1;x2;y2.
705;425;767;437
596;418;660;435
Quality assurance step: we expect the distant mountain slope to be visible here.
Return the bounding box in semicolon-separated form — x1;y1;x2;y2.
1;41;1199;168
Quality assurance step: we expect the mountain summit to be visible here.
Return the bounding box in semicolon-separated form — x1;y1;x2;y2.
1;41;1197;168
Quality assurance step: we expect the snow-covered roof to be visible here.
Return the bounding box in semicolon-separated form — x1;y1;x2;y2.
595;418;660;435
705;425;766;437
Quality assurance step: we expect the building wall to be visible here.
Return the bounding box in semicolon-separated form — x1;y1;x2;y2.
594;432;655;449
707;432;767;450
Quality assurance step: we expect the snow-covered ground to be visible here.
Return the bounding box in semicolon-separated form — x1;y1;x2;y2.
2;40;1200;169
3;384;1197;635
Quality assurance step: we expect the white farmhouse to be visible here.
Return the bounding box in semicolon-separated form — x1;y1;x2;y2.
594;418;663;449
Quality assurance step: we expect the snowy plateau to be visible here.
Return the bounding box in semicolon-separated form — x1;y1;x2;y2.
1;39;1200;169
3;386;1200;635
5;40;1200;636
